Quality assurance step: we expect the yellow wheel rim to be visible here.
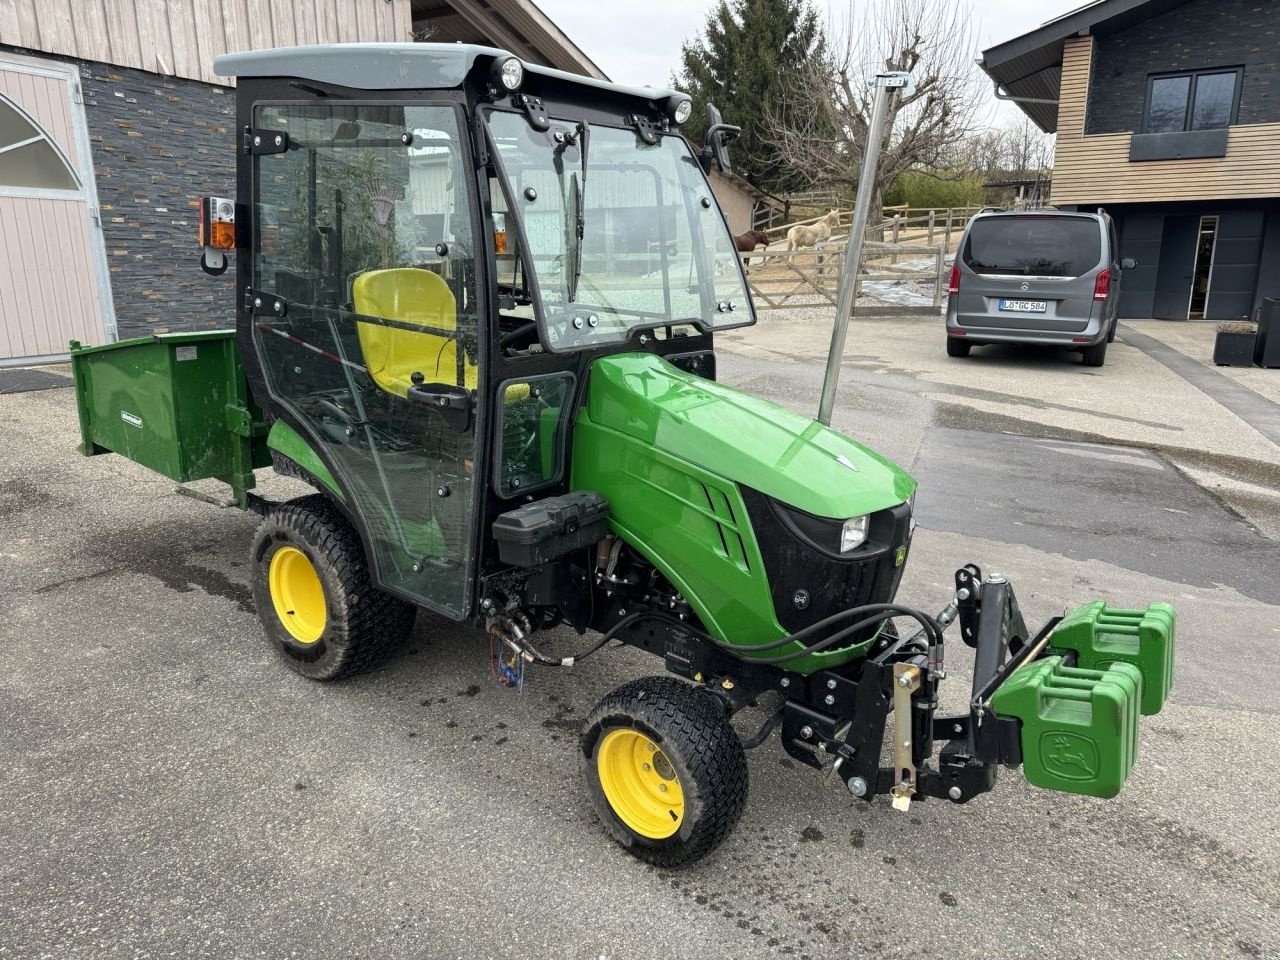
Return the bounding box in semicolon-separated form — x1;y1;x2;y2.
597;728;685;840
268;546;327;644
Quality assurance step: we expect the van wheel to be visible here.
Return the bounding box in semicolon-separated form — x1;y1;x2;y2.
581;676;748;867
946;338;972;358
251;494;416;681
1082;341;1108;367
1106;318;1118;343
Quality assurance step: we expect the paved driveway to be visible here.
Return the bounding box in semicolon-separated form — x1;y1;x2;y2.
2;317;1277;960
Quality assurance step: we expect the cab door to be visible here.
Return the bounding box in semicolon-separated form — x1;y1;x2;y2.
250;100;483;619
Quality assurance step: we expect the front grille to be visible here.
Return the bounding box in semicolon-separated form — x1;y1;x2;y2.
740;487;912;638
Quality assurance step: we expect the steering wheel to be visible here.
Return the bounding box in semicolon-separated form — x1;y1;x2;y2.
500;322;540;351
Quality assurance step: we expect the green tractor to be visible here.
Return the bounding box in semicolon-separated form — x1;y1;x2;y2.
69;44;1176;867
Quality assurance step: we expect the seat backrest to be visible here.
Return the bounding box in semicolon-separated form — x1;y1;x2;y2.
352;268;472;397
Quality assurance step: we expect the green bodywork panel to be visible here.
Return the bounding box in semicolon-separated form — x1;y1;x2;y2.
267;420;344;501
582;353;916;519
1048;601;1176;716
69;330;270;506
992;656;1144;799
573;353;917;673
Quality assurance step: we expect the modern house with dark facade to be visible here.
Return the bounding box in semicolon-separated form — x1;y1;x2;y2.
981;0;1280;322
0;0;604;365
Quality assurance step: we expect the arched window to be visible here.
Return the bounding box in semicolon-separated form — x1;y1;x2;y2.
0;92;79;191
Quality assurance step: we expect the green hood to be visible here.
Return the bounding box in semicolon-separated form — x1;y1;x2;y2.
584;353;915;519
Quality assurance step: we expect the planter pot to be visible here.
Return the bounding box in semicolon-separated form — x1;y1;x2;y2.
1256;298;1280;369
1214;331;1258;366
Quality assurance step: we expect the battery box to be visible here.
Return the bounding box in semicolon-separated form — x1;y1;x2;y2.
492;491;611;568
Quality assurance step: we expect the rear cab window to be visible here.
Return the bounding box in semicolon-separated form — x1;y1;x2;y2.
963;217;1103;278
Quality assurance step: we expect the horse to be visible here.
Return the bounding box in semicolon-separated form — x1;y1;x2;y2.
784;209;841;252
733;229;770;253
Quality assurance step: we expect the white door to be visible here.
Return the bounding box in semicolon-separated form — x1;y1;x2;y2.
0;55;115;365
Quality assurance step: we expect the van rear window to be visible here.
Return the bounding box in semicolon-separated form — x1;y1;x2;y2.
963;217;1102;277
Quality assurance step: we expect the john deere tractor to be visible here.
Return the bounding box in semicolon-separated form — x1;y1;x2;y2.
69;43;1176;866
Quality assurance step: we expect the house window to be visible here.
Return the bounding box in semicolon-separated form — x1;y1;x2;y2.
0;93;79;191
1145;69;1242;133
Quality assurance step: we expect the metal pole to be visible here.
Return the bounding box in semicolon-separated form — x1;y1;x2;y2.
818;74;906;426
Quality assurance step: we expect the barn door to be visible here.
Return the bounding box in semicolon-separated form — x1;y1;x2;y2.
0;56;115;365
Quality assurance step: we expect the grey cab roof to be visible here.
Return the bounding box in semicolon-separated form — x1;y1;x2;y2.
214;42;686;105
979;0;1194;133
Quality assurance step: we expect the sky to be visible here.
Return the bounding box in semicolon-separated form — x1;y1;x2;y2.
536;0;1082;129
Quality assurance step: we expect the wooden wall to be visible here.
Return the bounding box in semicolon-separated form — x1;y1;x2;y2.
1053;36;1280;205
0;0;413;86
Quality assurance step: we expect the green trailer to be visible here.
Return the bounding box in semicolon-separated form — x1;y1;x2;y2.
69;43;1175;867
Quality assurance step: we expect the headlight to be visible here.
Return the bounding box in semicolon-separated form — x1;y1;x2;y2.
673;98;693;125
840;515;869;553
495;57;524;92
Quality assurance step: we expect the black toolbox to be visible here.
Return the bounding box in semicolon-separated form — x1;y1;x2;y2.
492;491;611;567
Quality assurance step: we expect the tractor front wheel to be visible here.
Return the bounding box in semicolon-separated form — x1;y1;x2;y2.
250;494;416;681
580;676;748;867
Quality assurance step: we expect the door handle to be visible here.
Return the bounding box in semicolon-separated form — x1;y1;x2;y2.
408;381;473;433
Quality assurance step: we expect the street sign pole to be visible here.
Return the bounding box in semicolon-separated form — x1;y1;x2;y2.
817;72;913;426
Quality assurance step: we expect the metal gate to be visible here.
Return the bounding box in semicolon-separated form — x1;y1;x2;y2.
0;55;115;366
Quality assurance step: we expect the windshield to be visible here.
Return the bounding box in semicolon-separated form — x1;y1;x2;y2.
963;216;1103;278
485;110;753;351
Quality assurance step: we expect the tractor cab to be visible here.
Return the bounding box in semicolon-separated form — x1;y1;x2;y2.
217;44;752;621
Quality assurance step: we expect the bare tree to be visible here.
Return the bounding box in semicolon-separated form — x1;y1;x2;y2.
764;0;983;222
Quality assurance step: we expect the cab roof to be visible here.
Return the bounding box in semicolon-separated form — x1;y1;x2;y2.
214;42;686;107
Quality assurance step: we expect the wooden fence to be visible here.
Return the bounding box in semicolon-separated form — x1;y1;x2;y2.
743;238;949;314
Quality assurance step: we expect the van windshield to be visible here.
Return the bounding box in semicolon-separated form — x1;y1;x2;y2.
963;217;1102;278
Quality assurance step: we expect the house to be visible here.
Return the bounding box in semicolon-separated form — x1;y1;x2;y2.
0;0;604;365
980;0;1280;322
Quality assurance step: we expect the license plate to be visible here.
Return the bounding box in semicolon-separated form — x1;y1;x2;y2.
999;299;1047;313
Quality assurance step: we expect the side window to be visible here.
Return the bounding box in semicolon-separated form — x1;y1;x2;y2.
251;101;481;617
495;373;574;496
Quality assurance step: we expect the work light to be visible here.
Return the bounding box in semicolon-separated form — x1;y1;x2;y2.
496;57;523;92
840;515;869;553
673;98;693;125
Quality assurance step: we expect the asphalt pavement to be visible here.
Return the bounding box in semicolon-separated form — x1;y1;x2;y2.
2;315;1278;960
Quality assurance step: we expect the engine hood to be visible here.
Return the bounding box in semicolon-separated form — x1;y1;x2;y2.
583;353;915;519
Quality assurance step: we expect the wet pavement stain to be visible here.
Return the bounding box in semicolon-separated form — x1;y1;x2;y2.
0;478;51;522
80;525;255;614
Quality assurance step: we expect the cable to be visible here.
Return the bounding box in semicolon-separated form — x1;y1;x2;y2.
495;610;653;668
740;709;784;749
625;606;941;666
493;602;940;673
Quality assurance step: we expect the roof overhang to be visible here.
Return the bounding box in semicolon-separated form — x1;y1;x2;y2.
410;0;607;81
979;0;1194;133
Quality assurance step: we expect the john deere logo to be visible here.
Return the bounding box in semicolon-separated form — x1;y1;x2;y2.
120;411;143;428
1040;732;1099;781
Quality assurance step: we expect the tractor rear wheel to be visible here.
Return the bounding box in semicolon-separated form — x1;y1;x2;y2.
250;494;416;681
580;676;748;867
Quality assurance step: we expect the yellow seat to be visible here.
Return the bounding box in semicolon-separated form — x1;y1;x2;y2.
352;268;475;397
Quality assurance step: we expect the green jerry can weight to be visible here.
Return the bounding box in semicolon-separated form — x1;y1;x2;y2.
1047;601;1176;716
991;656;1144;798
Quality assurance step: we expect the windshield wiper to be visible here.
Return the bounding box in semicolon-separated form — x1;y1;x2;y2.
551;122;590;303
570;122;589;303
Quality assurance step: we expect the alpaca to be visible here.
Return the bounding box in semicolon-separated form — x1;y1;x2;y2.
784;209;841;252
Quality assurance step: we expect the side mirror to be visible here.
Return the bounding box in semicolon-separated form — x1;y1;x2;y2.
701;104;741;175
1120;257;1138;270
